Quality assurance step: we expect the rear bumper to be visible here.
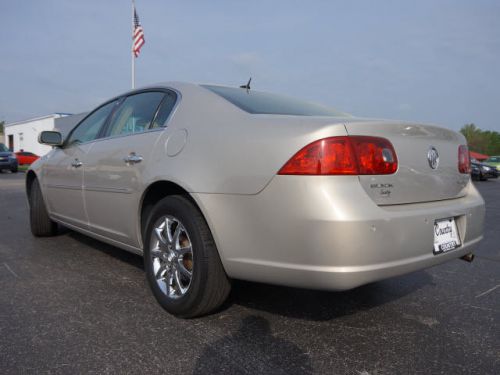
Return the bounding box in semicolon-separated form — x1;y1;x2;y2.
194;176;485;290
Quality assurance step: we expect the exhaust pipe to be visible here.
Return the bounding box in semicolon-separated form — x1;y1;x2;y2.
460;253;475;262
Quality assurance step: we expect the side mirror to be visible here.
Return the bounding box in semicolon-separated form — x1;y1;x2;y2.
39;131;63;146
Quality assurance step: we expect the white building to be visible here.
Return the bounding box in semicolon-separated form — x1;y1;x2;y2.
4;113;86;156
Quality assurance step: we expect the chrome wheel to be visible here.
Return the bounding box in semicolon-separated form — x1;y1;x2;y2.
144;195;231;317
150;215;193;299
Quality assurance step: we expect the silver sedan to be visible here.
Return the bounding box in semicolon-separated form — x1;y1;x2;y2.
27;82;485;317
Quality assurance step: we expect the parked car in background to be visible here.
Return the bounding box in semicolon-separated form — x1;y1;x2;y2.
471;162;482;181
484;156;500;171
15;150;40;165
0;143;18;173
471;160;498;181
26;82;485;318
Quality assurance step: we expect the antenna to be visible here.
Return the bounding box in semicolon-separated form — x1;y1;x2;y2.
239;77;252;92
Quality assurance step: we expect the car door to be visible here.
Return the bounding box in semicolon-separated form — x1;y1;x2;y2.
42;99;119;229
83;90;177;247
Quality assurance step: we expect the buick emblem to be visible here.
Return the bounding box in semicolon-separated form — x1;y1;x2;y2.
427;146;439;169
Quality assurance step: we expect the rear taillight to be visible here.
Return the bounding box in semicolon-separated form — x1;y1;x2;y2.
278;136;398;175
458;145;471;174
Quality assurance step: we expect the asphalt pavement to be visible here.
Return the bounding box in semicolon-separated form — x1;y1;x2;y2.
0;172;498;374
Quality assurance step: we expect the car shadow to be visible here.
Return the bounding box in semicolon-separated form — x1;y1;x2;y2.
62;227;432;322
226;270;433;322
193;315;313;375
66;230;144;271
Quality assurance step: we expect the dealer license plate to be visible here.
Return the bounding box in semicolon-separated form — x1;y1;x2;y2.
433;217;461;254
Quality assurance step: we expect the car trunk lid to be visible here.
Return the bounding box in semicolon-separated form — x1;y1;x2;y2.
343;119;470;205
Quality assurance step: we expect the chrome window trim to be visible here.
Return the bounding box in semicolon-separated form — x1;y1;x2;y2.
149;90;178;129
84;127;165;146
152;87;182;128
63;87;182;148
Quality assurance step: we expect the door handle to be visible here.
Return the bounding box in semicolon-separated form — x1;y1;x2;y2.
71;159;83;168
123;152;143;164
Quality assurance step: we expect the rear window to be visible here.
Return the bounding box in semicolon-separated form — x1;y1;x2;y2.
202;85;350;117
0;143;8;152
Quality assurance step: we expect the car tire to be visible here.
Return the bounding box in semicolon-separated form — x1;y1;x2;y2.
144;195;231;318
29;178;58;237
11;166;18;173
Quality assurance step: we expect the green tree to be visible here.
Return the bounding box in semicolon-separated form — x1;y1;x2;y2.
460;124;500;155
0;120;4;134
460;123;479;139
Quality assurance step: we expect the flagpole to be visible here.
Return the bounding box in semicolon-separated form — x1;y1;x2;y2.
131;0;135;89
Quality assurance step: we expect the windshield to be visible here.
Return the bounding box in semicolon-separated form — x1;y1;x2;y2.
486;156;499;162
0;143;9;152
202;85;350;117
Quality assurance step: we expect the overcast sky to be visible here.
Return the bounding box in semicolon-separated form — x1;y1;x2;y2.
1;0;499;132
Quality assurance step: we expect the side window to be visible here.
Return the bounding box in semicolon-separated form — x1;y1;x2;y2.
67;100;118;145
104;92;165;137
151;91;177;128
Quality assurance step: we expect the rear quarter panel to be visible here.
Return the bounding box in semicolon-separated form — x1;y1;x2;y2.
143;83;350;195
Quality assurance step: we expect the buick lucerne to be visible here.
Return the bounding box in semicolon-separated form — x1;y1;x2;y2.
27;82;485;317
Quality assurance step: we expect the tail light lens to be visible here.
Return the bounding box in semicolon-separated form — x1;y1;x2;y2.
278;136;398;175
458;145;471;174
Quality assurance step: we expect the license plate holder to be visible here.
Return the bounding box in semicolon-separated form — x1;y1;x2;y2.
433;217;461;254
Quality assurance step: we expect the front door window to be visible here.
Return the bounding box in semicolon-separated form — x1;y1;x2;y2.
67;100;119;145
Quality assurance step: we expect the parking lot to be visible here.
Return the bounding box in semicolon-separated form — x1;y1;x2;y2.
0;172;498;374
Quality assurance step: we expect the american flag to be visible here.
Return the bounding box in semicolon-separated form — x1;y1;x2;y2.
133;7;145;57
